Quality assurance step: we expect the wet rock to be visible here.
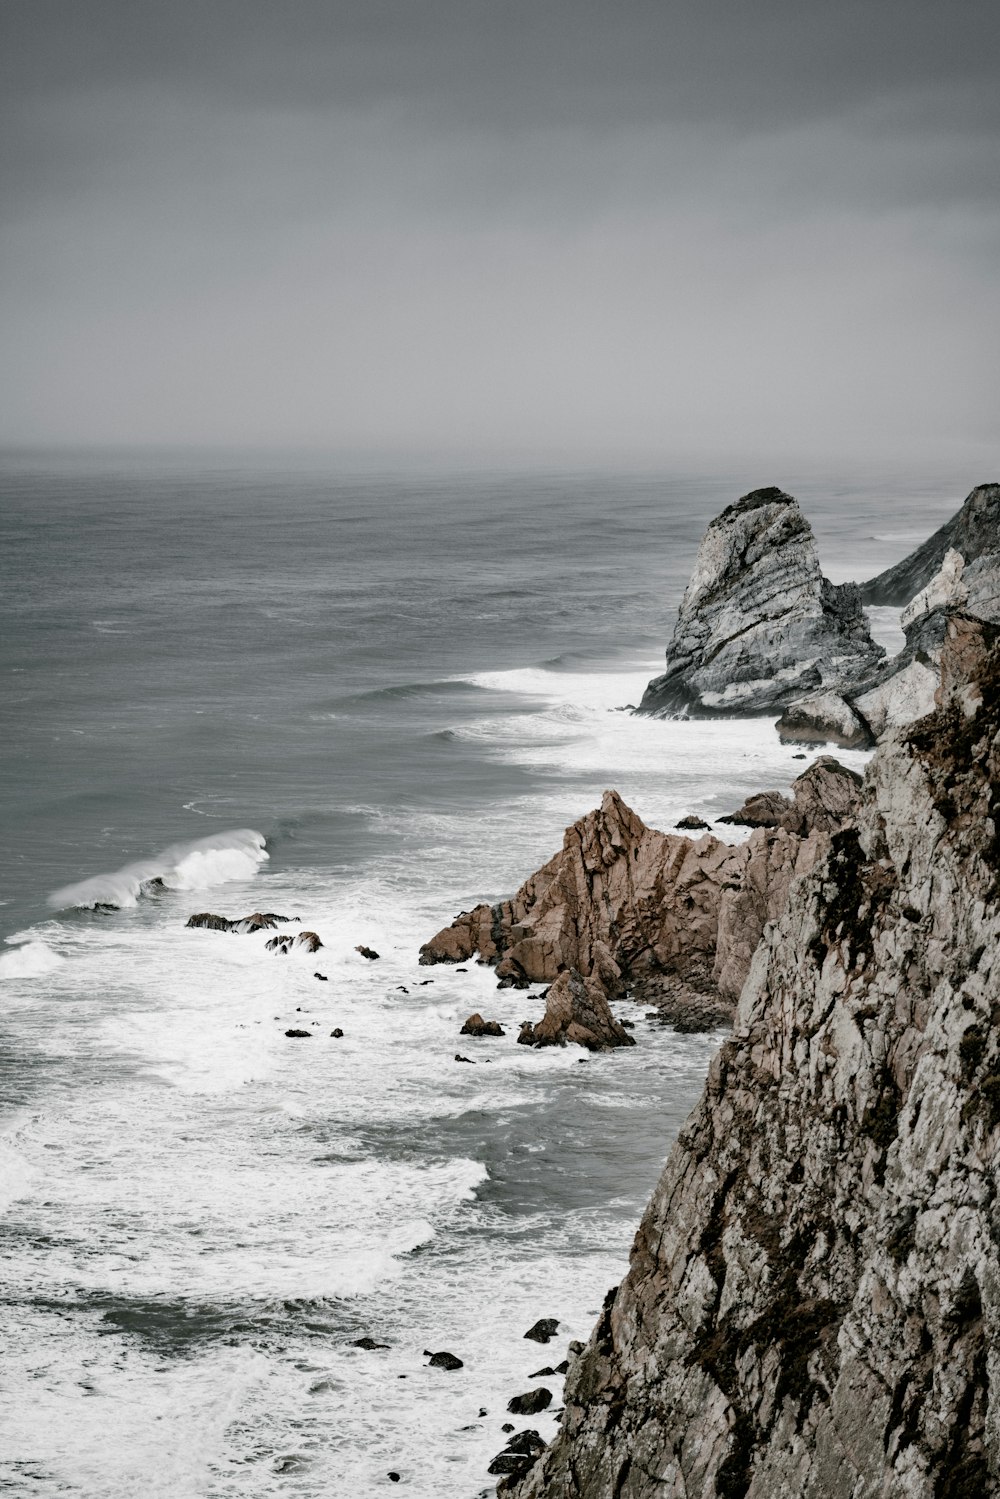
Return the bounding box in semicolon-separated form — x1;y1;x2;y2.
352;1336;389;1350
507;1388;552;1415
553;1360;569;1374
314;972;328;981
295;931;323;953
355;945;380;960
459;1013;505;1037
674;814;710;830
637;488;884;717
454;1053;475;1063
860;481;1000;605
284;1029;312;1038
388;1473;400;1483
530;1366;555;1378
523;1318;560;1343
185;911;236;931
424;1349;463;1370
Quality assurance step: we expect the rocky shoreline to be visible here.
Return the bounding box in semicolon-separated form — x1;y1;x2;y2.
411;481;1000;1494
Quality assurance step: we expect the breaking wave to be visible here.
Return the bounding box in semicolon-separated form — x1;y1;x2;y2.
47;830;268;911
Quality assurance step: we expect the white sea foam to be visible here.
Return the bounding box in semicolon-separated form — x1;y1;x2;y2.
47;829;268;910
0;939;65;981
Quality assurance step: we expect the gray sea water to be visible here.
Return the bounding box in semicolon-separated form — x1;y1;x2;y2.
0;451;967;1496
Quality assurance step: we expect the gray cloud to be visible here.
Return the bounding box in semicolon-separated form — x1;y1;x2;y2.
1;1;998;460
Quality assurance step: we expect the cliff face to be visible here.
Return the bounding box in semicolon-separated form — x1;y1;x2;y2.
860;483;1000;607
637;489;884;718
506;616;1000;1499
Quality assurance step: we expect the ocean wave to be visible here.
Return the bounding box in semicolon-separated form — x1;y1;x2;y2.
47;830;268;912
0;940;65;981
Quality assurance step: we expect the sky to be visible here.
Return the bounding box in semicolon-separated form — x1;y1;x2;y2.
2;0;999;464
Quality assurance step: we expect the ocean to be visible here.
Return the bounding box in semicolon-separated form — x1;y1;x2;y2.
0;451;966;1496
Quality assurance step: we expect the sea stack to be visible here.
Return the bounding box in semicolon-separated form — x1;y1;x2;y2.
503;615;1000;1499
637;488;884;718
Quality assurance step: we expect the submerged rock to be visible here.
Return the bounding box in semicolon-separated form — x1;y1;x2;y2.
283;1029;312;1039
185;910;292;933
637;488;884;718
355;945;380;960
860;480;1000;605
504;621;1000;1499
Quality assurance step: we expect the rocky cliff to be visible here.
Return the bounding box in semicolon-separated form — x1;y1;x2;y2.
504;614;1000;1499
421;758;861;1031
637;489;884;718
860;482;1000;607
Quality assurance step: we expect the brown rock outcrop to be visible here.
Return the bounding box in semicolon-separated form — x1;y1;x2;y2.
186;910;293;933
460;1013;505;1037
422;760;861;1029
517;966;635;1051
504;622;1000;1499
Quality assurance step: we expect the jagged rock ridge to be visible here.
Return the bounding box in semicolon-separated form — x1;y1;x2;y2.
860;482;1000;606
505;615;1000;1499
421;757;861;1032
637;488;884;718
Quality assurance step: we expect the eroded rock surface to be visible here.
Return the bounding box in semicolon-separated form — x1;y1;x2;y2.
504;621;1000;1499
422;760;861;1030
861;481;1000;606
517;965;635;1051
637;488;884;718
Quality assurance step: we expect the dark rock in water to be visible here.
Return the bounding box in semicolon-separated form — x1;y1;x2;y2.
314;972;328;981
265;935;292;952
507;1388;552;1415
501;1422;514;1433
459;1013;505;1037
553;1360;569;1374
674;814;710;830
330;1028;344;1038
636;488;884;718
233;911;294;933
504;1431;546;1458
352;1336;389;1350
388;1473;400;1483
355;945;380;960
456;967;468;972
296;931;323;953
454;1053;475;1063
185;912;234;931
396;986;409;994
490;1454;531;1476
860;482;1000;605
424;1349;463;1370
792;752;806;758
523;1318;560;1344
284;1029;312;1038
497;971;531;990
530;1366;555;1378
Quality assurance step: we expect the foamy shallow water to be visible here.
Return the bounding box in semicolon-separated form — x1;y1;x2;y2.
5;457;933;1498
0;663;841;1498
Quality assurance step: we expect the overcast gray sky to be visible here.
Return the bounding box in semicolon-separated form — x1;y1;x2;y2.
2;0;998;463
